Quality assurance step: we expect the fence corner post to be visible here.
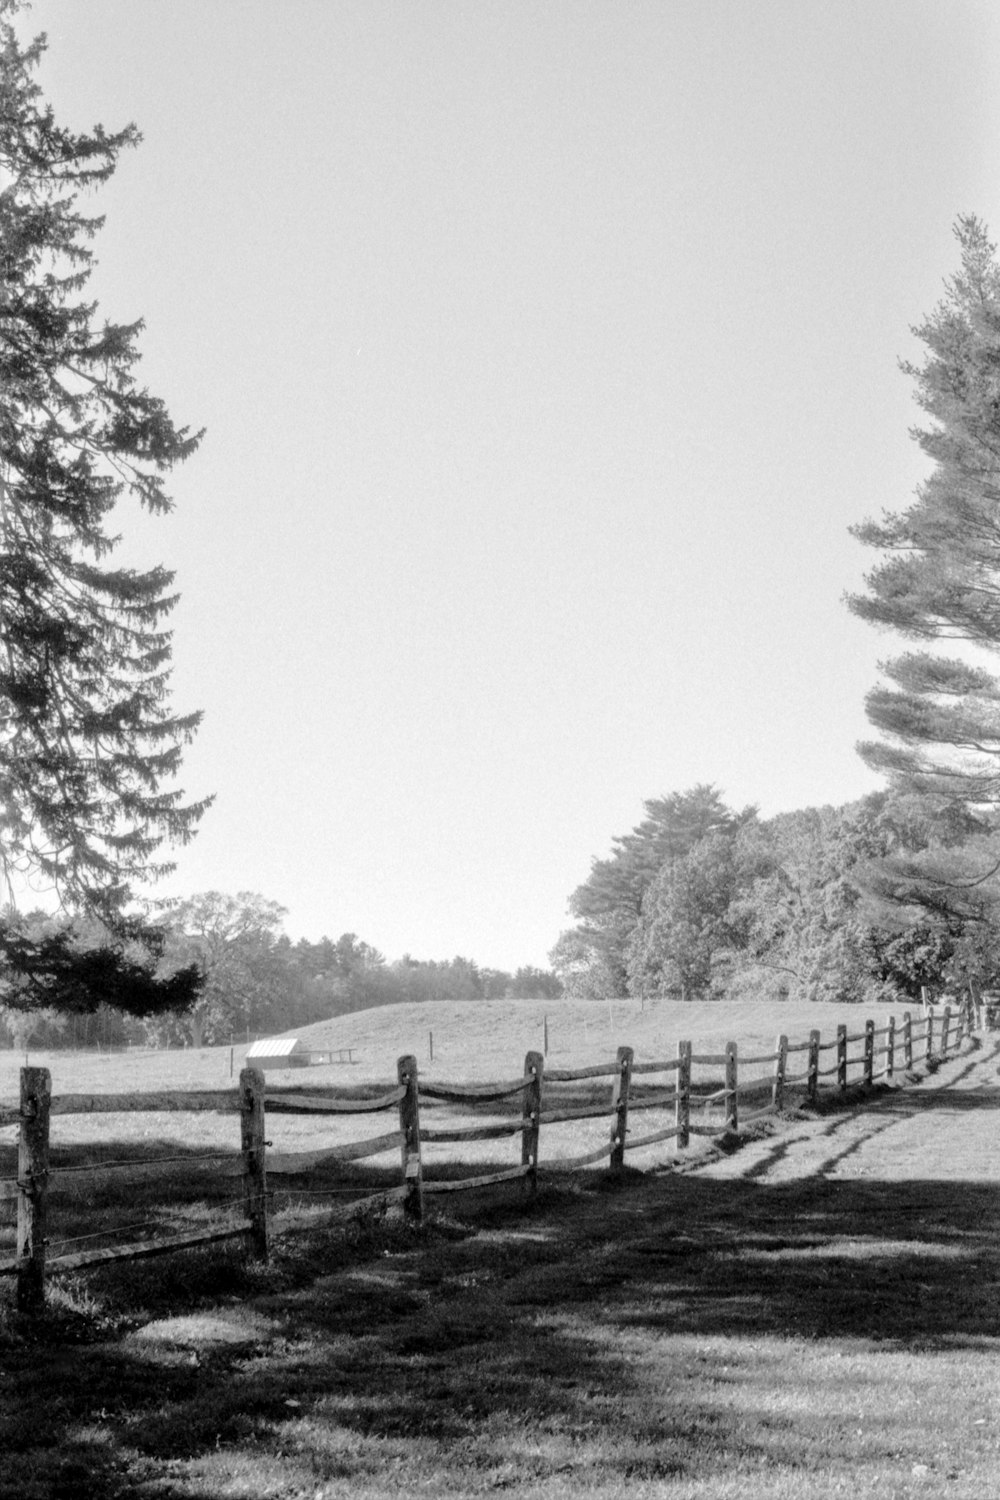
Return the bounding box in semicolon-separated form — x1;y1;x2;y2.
837;1024;847;1092
885;1014;896;1080
397;1054;423;1221
676;1040;691;1149
522;1050;543;1198
941;1004;952;1058
609;1046;634;1175
863;1019;875;1088
771;1034;788;1112
902;1011;913;1072
17;1065;51;1315
239;1066;269;1261
724;1041;738;1135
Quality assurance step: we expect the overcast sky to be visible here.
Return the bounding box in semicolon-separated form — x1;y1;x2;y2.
20;0;1000;968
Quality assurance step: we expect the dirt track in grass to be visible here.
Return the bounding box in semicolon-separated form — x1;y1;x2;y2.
691;1031;1000;1187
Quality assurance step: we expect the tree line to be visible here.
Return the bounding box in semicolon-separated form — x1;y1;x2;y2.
548;783;994;1005
0;892;563;1051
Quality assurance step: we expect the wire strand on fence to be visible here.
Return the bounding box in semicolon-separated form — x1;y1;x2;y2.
44;1198;249;1253
44;1149;241;1178
423;1164;531;1194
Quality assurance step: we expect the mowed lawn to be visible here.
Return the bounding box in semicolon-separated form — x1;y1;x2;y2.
2;1000;998;1499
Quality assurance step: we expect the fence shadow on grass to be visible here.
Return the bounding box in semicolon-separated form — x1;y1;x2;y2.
6;1161;1000;1498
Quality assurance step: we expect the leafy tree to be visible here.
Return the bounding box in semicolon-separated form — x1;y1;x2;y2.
153;892;288;1046
559;785;754;996
627;824;773;1001
0;2;208;929
548;926;622;1001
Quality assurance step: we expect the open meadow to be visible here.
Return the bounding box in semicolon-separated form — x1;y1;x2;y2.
1;990;902;1097
0;994;903;1170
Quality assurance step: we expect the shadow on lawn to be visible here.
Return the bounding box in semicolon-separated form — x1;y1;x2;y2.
5;1125;1000;1494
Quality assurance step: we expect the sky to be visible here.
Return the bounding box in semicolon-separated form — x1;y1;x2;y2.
15;0;1000;969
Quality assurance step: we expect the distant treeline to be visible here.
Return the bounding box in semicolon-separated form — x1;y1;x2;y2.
0;895;563;1051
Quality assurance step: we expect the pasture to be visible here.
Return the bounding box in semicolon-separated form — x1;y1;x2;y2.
3;998;998;1498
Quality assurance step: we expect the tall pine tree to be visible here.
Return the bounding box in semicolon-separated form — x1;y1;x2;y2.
846;217;1000;962
848;217;1000;813
0;1;210;930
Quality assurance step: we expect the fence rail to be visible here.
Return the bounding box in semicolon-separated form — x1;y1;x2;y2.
0;998;976;1314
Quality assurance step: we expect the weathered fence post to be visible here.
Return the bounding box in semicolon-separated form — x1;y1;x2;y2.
925;1007;935;1067
772;1035;788;1112
521;1050;543;1197
609;1046;634;1176
955;1000;966;1048
239;1066;269;1261
807;1029;820;1104
863;1020;875;1088
885;1014;895;1080
397;1054;423;1221
676;1040;691;1149
837;1024;847;1091
724;1041;738;1135
17;1066;50;1314
941;1004;952;1058
903;1011;913;1072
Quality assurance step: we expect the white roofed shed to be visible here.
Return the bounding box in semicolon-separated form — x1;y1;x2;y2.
245;1037;310;1070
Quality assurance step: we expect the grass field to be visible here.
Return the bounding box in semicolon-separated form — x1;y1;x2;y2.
1;992;903;1096
2;997;991;1499
0;994;896;1226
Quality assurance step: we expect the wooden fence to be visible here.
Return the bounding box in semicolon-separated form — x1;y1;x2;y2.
0;1000;974;1314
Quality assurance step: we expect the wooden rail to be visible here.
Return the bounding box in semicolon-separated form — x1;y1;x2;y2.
0;994;976;1314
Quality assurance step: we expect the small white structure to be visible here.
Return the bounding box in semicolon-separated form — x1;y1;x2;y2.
246;1037;310;1071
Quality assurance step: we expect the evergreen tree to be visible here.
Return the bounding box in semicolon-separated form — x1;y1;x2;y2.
848;217;1000;814
0;3;208;929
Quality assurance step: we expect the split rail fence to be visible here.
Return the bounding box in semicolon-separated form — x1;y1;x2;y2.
0;1000;974;1314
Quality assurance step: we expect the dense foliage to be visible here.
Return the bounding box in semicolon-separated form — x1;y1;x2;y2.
551;785;1000;1005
